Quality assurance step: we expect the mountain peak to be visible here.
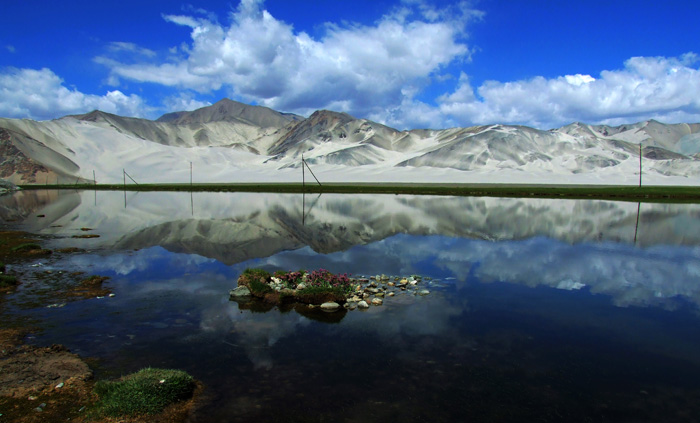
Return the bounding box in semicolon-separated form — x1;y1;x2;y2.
156;98;302;128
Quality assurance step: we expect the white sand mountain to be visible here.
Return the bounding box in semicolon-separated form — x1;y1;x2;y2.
1;98;699;185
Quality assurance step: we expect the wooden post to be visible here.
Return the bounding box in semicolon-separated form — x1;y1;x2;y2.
303;159;322;187
190;162;193;187
634;202;641;245
302;154;305;189
93;170;96;186
639;144;642;187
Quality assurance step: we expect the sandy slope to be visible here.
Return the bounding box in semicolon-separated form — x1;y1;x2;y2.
1;99;699;185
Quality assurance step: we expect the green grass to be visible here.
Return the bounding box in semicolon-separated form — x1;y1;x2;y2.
10;242;42;252
18;182;700;203
248;278;273;295
92;368;195;417
0;274;18;288
242;267;271;280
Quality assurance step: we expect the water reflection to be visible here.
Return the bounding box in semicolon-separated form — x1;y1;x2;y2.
4;189;700;421
3;190;700;259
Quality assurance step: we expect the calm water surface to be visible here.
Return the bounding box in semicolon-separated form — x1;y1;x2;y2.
2;190;700;422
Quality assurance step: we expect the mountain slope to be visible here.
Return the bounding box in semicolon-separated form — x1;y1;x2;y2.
0;99;699;185
156;98;303;129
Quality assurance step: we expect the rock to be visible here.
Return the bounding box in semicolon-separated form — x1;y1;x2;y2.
380;275;390;281
229;286;251;298
357;300;369;309
398;279;408;286
320;302;341;312
418;289;430;296
296;283;306;290
375;292;385;298
365;287;380;294
369;281;378;288
387;282;395;287
350;295;361;302
362;292;370;299
388;292;395;297
371;298;383;306
343;302;357;310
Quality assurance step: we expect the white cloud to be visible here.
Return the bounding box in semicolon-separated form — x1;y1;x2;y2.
162;92;211;112
0;67;151;120
107;41;156;57
5;45;15;53
436;53;700;129
98;0;477;119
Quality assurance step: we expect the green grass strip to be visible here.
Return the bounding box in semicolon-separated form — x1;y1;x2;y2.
19;182;700;203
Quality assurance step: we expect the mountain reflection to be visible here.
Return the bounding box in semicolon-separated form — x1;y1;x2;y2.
4;190;700;265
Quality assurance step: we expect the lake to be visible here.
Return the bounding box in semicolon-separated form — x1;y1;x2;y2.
2;190;700;422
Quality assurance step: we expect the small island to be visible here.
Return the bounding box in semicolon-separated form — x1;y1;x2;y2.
230;268;431;312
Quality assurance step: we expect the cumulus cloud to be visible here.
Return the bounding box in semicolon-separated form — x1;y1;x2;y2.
0;67;151;120
98;0;476;119
162;92;211;112
436;53;700;129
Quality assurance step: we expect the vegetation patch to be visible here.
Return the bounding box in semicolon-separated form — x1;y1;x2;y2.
10;242;42;252
64;275;111;299
235;267;354;306
21;183;700;203
91;367;196;418
0;274;18;288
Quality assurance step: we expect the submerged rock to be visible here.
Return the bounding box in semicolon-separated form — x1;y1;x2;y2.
371;298;383;306
320;302;341;312
229;286;251;298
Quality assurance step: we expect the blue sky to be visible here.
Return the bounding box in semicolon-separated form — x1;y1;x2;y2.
1;0;699;129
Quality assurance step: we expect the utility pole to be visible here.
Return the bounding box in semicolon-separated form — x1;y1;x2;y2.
639;144;643;187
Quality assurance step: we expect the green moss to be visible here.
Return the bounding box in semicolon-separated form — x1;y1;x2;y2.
295;285;348;304
242;267;271;280
92;367;195;417
249;278;273;295
0;274;18;288
10;243;42;252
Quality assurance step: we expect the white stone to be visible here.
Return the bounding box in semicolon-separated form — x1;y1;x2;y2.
357;300;369;309
320;302;340;311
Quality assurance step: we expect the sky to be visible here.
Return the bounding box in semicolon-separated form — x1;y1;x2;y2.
1;0;699;130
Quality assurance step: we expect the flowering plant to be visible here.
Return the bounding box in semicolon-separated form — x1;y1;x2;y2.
306;268;352;293
273;270;305;288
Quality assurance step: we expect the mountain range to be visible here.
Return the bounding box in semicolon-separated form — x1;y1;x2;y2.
1;98;699;185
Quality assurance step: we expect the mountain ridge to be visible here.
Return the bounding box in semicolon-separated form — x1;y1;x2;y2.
1;99;699;185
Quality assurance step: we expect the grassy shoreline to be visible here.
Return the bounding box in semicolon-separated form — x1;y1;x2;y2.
18;182;700;202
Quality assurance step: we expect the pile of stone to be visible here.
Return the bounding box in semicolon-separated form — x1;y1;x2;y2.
230;272;432;313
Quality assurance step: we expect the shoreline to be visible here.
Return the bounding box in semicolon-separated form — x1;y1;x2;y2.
0;228;199;422
17;182;700;202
